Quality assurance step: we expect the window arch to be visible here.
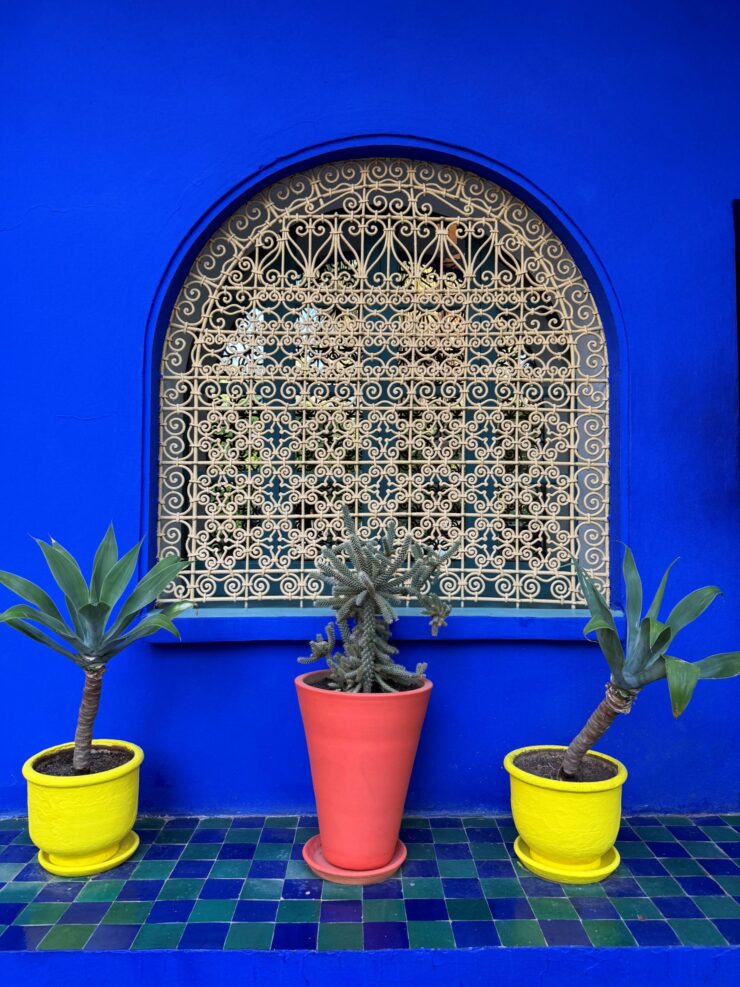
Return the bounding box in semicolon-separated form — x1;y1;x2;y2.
158;158;609;608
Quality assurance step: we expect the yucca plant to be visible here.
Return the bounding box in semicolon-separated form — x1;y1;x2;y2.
562;548;740;779
0;525;188;773
299;508;458;692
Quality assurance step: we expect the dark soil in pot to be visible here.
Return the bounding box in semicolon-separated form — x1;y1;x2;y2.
515;748;618;783
33;745;134;777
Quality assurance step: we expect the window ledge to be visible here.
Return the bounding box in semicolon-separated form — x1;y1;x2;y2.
151;607;625;644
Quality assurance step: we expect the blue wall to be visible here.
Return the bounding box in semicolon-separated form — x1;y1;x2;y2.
1;0;739;814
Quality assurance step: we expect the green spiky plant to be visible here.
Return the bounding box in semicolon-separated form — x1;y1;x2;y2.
0;525;189;774
299;508;458;692
561;548;740;779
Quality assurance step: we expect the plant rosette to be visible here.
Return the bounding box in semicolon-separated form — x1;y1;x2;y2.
22;739;144;877
296;671;432;883
504;744;627;885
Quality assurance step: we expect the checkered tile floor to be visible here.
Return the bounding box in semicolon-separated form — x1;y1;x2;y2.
0;814;738;950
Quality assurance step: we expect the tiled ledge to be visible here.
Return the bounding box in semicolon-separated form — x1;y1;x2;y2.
0;812;738;957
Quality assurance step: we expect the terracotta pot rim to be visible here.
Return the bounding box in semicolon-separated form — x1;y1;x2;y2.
295;669;433;698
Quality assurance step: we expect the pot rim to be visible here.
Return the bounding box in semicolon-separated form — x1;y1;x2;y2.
504;744;627;793
295;669;433;697
22;739;144;789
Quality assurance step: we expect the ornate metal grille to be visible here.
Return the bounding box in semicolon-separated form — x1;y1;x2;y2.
158;159;609;607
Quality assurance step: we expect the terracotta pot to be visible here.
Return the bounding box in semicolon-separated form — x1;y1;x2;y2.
295;671;432;871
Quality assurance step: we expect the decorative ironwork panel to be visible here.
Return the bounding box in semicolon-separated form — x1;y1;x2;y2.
158;159;609;607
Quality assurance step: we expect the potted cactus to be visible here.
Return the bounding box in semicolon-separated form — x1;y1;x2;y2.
505;547;740;884
296;508;457;884
0;525;188;876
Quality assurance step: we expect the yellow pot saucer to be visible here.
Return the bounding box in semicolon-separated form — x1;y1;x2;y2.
514;835;620;885
38;829;139;878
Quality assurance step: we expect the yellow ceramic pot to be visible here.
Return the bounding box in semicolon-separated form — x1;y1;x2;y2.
504;744;627;884
22;739;143;877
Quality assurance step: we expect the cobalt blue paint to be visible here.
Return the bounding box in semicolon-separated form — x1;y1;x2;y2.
1;0;739;822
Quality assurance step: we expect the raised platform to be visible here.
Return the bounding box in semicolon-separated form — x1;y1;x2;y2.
0;813;738;984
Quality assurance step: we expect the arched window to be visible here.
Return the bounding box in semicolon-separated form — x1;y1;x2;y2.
158;158;609;608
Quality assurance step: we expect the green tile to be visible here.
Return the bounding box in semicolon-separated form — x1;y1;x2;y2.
277;899;320;922
181;843;219;860
132;923;185;950
408;920;455;948
363;898;405;922
103;901;153;924
615;841;654;859
684;841;725;859
224;922;274;950
657;815;692;826
632;825;673;841
498;825;517;840
470;842;508;860
698;895;740;919
431;828;466;843
38;925;95;950
402;878;444;898
158;878;205;900
318;922;363;950
264;816;298;827
669;918;728;946
0;818;25;830
0;865;23;882
254;843;291;860
136;818;165;830
0;882;44;902
612;897;661;921
496;919;546;946
132;860;176;880
405;843;435;860
76;880;125;902
716;876;740;895
584;920;637;947
662;858;705;876
189;898;236;922
240;879;283;899
225;828;262;843
197;817;231;828
720;814;740;826
14;902;69;925
402;817;431;828
295;827;319;842
480;877;524;898
447;898;491;920
563;883;606;898
322;882;362;900
11;832;33;845
155;829;192;844
701;825;739;842
286;860;314;880
529;897;578;919
210;860;251;878
438;859;477;877
636;876;682;897
463;817;498;828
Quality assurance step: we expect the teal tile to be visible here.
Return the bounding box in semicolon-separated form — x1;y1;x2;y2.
715;876;740;895
470;842;508;860
0;865;24;882
529;897;578;919
318;923;362;950
402;878;444;898
0;818;25;830
496;919;546;946
438;859;477;877
132;923;185;949
662;858;705;876
14;902;69;925
405;843;435;860
253;843;291;860
447;898;491;920
181;843;220;860
285;860;314;880
276;899;320;922
295;827;319;842
225;828;261;843
408;921;455;948
720;814;740;826
701;826;739;842
38;925;95;950
322;882;362;900
431;828;466;843
698;896;740;919
480;877;524;898
224;923;273;949
632;825;673;841
155;829;191;844
76;880;125;902
197;817;231;828
363;899;405;922
657;815;692;826
240;879;283;899
684;841;726;859
189;899;236;922
612;898;661;921
564;883;606;898
158;878;205;900
669;919;728;946
0;882;45;902
636;876;683;897
615;841;654;858
103;901;153;924
264;816;298;827
210;860;251;878
132;860;176;880
402;817;431;828
135;818;165;830
462;817;498;828
584;920;637;946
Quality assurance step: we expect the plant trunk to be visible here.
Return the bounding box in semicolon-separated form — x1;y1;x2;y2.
72;668;105;773
559;682;636;780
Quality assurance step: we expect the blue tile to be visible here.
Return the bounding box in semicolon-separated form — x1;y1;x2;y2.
599;876;644;897
0;831;21;845
645;842;688;859
178;923;229;949
399;828;432;844
626;920;680;946
677;876;724;896
171;860;212;879
59;902;109;924
35;882;83;902
217;843;256;860
199;879;243;900
540;920;590;946
91;861;137;880
519;876;566;897
569;896;619;920
10;863;48;882
698;857;740;876
234;899;278;922
666;826;708;841
144;844;182;861
363;880;402;900
261;828;295;844
628;816;661;826
442;878;483;899
0;845;36;863
232;816;266;828
452;920;499;947
272;923;317;950
404;898;448;921
487;897;534;919
289;845;304;860
296;816;316;828
428;817;462;828
718;843;740;859
434;844;472;860
690;816;726;826
0;902;24;924
147;899;195;923
0;925;51;950
320;900;362;922
623;858;669;876
713;919;740;945
401;860;439;878
475;860;515;879
466;828;503;843
282;879;322;900
653;896;703;919
249;860;288;879
364;921;409;949
84;924;138;950
190;829;227;844
163;817;199;829
616;826;639;841
118;880;164;901
136;831;158;845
